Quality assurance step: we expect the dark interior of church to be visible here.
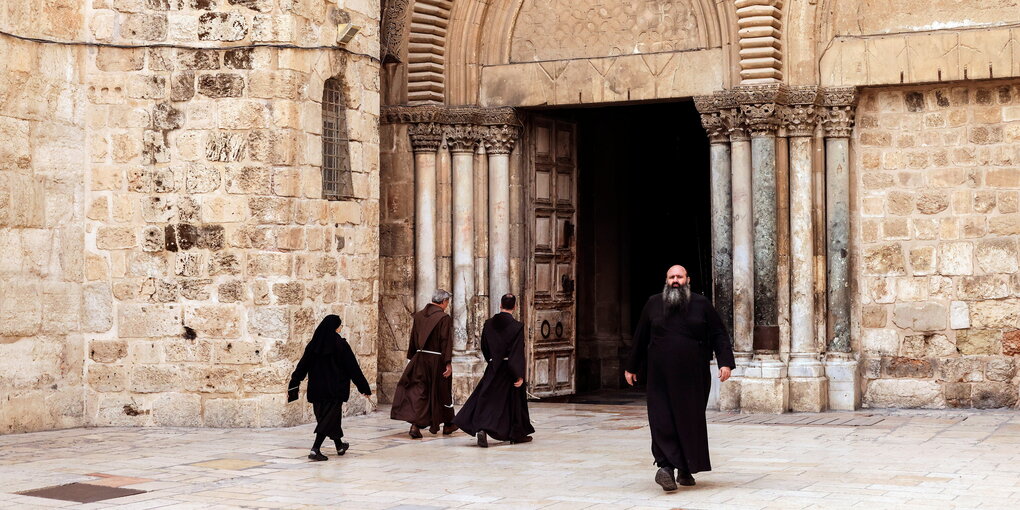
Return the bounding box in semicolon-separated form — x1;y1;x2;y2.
536;101;712;393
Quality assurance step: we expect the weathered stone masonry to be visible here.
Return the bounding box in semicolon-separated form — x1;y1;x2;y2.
1;0;381;433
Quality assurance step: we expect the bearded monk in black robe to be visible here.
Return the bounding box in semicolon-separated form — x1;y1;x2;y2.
625;265;735;492
390;289;458;438
288;315;372;461
454;293;534;447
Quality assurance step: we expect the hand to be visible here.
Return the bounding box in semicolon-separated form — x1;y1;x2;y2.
624;371;637;386
719;366;732;382
514;378;524;387
442;363;452;378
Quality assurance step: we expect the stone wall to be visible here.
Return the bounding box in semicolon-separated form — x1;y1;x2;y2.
855;83;1020;409
1;0;381;433
0;1;88;434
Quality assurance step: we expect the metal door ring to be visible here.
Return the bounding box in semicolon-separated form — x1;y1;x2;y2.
555;321;564;338
541;320;551;339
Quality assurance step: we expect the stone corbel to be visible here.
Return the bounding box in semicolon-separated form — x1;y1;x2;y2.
821;87;858;139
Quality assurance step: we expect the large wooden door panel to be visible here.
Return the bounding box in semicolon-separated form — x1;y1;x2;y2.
526;116;577;397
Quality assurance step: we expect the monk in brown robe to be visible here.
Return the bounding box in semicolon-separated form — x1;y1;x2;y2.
390;289;459;438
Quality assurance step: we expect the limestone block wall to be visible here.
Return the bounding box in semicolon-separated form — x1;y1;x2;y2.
79;0;381;428
855;83;1020;409
2;0;381;434
0;1;88;434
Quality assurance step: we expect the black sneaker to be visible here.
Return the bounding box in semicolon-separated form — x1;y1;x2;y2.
308;450;328;461
677;470;696;486
476;431;488;448
336;441;350;456
655;467;678;492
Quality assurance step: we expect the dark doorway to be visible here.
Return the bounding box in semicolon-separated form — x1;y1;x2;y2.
544;101;712;393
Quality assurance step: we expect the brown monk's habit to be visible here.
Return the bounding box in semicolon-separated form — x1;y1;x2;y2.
453;312;534;442
627;292;736;474
390;303;454;429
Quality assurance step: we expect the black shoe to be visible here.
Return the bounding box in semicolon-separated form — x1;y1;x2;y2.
308;450;327;461
442;423;459;435
428;425;440;435
510;435;533;444
336;441;349;456
409;425;423;439
476;431;488;448
677;470;695;486
655;467;678;492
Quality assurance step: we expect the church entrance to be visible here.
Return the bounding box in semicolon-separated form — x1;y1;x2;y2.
523;101;712;397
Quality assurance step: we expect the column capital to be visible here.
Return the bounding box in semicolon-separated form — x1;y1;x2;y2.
734;83;788;137
408;122;443;153
444;124;480;153
821;87;858;138
714;90;749;142
784;85;821;138
482;124;521;155
694;94;729;144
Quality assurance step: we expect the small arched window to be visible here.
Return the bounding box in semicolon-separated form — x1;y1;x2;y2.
322;76;354;200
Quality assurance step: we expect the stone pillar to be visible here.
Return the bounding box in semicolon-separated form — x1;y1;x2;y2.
484;125;520;315
696;95;732;410
409;122;443;309
446;125;477;352
737;84;788;414
786;87;827;412
718;93;752;411
822;87;859;410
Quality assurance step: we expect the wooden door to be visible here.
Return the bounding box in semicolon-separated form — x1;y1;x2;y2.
526;116;578;397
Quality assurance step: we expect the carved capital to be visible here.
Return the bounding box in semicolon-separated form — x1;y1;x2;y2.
713;90;748;142
734;84;787;137
408;122;443;153
444;124;480;153
695;94;728;144
821;87;858;138
784;86;821;138
482;125;521;154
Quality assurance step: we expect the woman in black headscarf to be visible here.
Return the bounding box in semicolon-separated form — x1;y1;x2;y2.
288;315;372;461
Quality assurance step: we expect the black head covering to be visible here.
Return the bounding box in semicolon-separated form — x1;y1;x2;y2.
306;315;342;355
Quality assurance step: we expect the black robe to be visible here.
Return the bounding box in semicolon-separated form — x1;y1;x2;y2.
454;312;534;441
626;292;736;474
390;303;455;428
288;316;372;440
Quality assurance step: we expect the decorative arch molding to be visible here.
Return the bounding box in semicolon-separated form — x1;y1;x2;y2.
402;0;738;106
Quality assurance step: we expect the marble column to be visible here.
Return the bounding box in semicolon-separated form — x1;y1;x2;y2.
737;84;788;414
409;122;443;309
484;125;520;315
718;94;752;411
446;125;477;352
822;87;859;411
694;96;733;336
786;87;827;412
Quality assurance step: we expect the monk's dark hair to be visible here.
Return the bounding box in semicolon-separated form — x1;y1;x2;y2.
500;293;517;310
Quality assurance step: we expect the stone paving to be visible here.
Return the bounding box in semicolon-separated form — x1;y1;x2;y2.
2;402;1020;509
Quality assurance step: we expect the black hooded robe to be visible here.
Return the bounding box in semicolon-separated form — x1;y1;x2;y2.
454;312;534;441
626;292;736;474
288;315;372;440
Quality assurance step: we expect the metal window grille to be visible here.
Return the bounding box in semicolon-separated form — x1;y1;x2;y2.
322;76;354;200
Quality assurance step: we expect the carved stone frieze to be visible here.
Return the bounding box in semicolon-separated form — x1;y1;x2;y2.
382;105;522;127
408;122;443;153
821;87;858;138
444;124;480;153
381;0;410;64
482;125;521;155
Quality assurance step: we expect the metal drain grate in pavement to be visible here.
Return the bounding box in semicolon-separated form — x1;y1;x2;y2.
708;412;885;427
17;482;145;503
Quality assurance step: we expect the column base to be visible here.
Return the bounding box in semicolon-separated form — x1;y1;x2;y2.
451;353;485;405
789;354;828;412
824;353;860;411
717;354;751;411
739;355;789;414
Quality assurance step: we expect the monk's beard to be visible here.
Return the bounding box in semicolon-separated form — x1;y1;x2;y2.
663;282;691;314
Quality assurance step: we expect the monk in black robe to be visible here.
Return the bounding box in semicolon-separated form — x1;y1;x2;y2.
454;293;534;447
288;315;372;461
390;289;458;438
625;265;735;491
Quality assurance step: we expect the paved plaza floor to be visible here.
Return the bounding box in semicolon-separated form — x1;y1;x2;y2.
2;401;1020;509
